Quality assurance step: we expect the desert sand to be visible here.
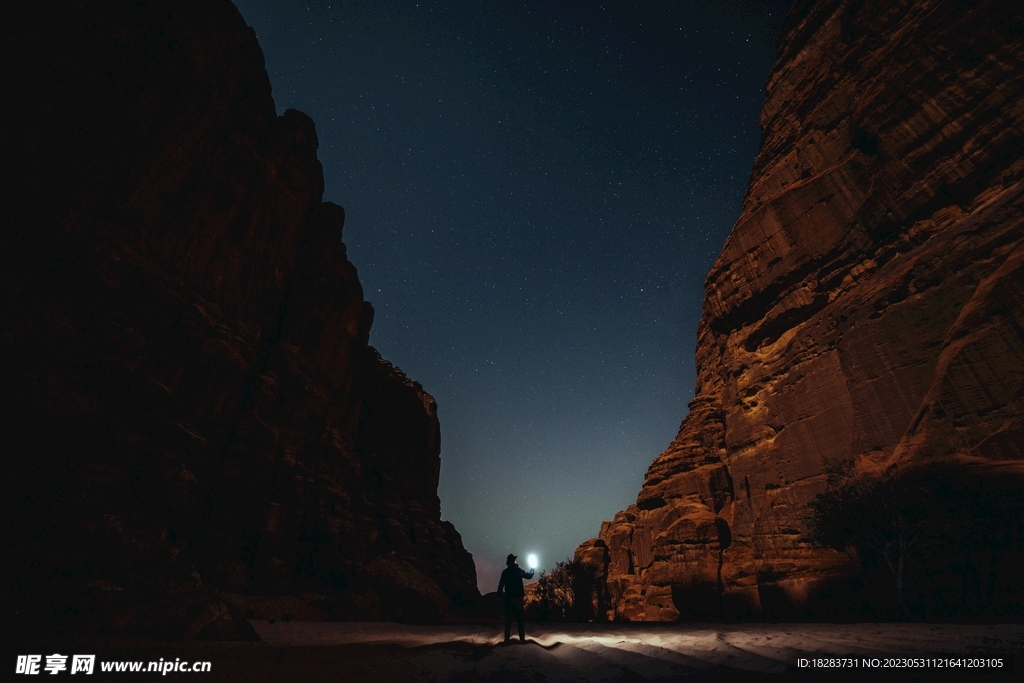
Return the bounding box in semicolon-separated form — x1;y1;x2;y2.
241;621;1022;681
15;621;1021;681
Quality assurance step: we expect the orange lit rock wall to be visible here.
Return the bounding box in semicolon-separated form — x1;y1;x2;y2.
577;0;1024;620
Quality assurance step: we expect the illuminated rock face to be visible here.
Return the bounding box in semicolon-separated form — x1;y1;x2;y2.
1;1;476;637
577;0;1024;620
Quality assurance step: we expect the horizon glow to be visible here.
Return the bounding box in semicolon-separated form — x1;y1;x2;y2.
232;0;791;595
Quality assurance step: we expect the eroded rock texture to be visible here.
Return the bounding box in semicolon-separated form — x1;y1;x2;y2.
577;0;1024;621
1;1;477;638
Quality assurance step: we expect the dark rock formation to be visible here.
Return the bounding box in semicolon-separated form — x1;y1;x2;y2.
1;1;477;639
577;0;1024;621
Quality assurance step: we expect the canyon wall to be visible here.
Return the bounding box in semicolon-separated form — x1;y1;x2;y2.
577;0;1024;620
1;1;477;638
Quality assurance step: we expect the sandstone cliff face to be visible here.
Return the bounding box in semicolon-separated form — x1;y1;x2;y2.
1;1;476;638
577;0;1024;620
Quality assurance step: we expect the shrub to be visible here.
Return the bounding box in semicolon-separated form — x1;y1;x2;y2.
524;558;594;622
807;460;1024;620
807;460;929;619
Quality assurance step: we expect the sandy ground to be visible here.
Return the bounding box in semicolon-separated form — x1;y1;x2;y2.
13;622;1022;681
248;621;1022;681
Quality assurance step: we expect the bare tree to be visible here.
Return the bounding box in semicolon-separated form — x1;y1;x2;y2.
808;460;930;619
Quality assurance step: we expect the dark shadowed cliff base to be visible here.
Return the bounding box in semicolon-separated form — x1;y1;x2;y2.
1;0;477;640
576;0;1024;623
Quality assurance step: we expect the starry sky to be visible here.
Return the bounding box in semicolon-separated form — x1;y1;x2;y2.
234;0;790;591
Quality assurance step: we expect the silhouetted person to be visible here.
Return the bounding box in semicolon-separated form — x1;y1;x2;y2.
497;553;534;643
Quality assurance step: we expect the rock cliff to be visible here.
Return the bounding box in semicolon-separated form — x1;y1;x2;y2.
577;0;1024;621
1;1;477;638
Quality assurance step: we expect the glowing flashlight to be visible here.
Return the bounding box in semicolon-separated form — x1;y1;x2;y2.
527;554;538;570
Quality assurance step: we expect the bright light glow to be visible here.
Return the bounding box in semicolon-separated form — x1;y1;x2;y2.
527;554;538;569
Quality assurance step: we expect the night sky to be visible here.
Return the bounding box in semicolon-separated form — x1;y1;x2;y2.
234;0;790;590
